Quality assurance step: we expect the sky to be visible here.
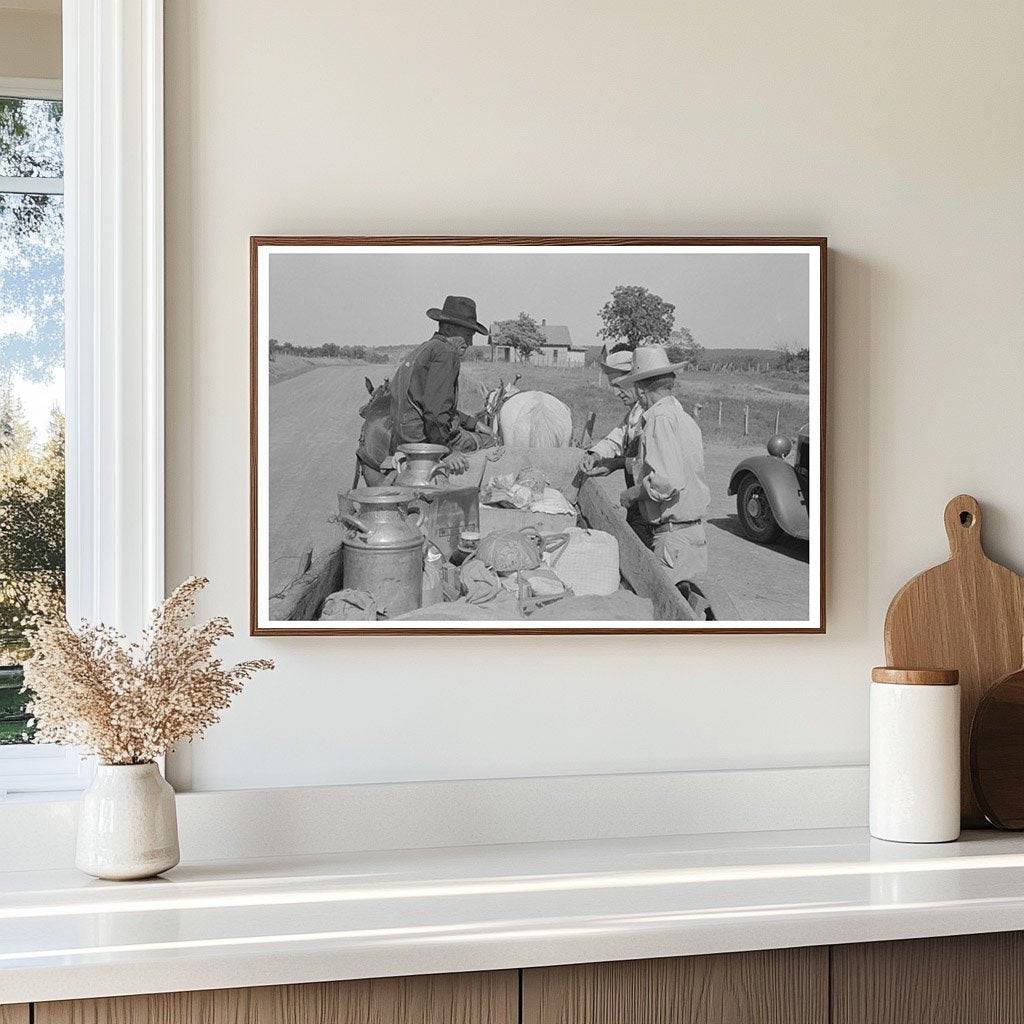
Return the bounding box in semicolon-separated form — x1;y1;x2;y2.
1;98;64;446
268;249;810;351
12;367;62;442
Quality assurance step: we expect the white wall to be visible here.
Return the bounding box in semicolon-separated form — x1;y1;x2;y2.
164;0;1024;792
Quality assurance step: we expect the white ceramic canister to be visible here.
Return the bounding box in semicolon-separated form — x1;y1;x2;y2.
76;762;180;880
869;667;960;843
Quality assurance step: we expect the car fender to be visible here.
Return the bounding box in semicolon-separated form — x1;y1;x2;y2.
728;456;809;540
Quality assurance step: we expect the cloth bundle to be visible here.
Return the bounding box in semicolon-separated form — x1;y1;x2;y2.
528;488;576;516
481;467;575;515
395;561;522;620
320;589;378;620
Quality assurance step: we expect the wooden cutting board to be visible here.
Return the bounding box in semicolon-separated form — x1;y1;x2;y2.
884;494;1024;826
969;650;1024;829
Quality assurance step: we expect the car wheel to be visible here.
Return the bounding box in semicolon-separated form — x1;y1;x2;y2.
737;474;783;544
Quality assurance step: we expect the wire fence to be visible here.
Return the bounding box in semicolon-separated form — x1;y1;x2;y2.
686;397;805;444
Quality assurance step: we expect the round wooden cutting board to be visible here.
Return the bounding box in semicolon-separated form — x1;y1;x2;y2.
970;657;1024;829
884;494;1024;826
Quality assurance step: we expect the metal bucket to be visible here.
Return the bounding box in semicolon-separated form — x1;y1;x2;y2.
341;487;424;617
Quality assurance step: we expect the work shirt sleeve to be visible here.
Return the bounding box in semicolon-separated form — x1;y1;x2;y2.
640;416;684;509
412;344;473;449
589;421;626;459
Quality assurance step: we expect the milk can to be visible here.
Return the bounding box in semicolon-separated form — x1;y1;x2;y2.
341;487;424;617
393;443;480;558
393;443;450;489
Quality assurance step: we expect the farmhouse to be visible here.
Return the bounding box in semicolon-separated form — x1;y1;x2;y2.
489;320;587;368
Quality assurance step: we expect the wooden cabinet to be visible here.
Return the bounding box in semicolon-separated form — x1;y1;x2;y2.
522;948;828;1024
23;932;1024;1024
832;932;1024;1024
34;971;517;1024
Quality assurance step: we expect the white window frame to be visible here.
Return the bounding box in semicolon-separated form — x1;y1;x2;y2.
0;0;164;798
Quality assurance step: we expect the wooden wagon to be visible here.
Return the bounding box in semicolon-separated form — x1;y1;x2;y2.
269;448;701;623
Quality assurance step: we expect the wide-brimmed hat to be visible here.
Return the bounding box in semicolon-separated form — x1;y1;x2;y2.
600;347;634;376
616;345;687;386
426;295;488;335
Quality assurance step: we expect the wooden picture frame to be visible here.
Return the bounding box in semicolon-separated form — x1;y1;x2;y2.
251;236;827;635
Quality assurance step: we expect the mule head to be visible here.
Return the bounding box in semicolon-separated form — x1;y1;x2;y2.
483;381;502;425
358;377;391;419
483;375;522;424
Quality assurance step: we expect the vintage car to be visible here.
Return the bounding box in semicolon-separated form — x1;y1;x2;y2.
728;428;810;544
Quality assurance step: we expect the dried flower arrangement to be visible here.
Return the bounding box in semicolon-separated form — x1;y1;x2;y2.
23;577;273;765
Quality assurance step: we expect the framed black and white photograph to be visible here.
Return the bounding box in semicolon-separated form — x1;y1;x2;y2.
250;237;826;635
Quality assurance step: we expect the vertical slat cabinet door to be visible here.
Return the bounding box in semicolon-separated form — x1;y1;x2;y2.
522;948;828;1024
832;933;1024;1024
0;1006;29;1024
35;970;519;1024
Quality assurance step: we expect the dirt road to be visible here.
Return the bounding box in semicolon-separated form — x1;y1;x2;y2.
268;363;373;596
268;363;809;619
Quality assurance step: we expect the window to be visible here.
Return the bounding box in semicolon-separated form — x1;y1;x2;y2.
0;81;80;796
0;4;166;798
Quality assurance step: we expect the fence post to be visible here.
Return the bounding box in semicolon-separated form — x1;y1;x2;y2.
718;400;723;427
743;405;750;435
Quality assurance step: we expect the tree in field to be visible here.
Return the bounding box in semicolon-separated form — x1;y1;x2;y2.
490;312;546;359
665;326;704;364
598;285;675;351
774;344;811;372
0;396;65;665
0;98;64;387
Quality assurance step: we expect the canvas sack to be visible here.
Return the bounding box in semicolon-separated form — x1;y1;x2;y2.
545;527;620;596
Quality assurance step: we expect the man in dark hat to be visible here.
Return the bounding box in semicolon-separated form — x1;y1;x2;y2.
389;296;490;459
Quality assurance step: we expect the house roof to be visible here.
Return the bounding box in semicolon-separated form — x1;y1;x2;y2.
538;324;572;348
489;323;584;350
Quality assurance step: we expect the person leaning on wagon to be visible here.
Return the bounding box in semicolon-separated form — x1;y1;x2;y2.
389;295;492;472
615;345;712;605
579;345;650;543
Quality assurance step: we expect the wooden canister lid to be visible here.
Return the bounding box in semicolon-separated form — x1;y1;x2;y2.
871;667;960;686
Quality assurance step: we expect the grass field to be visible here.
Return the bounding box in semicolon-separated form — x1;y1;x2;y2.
460;362;810;448
690;346;801;369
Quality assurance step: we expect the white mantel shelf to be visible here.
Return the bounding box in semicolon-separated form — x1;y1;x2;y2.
4;828;1024;1004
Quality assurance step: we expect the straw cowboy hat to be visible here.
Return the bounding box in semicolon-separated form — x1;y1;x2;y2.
600;347;634;376
616;344;687;386
426;295;489;335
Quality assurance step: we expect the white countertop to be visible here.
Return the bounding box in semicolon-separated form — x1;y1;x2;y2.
4;826;1024;1004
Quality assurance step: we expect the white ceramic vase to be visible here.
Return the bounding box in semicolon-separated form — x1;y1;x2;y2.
76;762;180;880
